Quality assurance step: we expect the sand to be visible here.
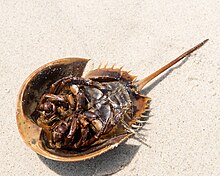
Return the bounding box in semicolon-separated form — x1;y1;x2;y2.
0;1;219;175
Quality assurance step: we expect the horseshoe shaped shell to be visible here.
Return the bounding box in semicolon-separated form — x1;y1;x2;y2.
16;39;208;161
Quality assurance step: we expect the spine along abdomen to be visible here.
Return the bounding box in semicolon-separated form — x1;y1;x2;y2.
91;81;133;134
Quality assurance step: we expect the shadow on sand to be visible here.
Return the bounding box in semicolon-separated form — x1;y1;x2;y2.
39;143;140;176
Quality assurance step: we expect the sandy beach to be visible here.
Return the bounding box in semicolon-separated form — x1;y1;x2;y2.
0;1;219;175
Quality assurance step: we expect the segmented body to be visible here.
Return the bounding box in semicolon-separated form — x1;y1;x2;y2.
33;68;149;151
17;39;208;160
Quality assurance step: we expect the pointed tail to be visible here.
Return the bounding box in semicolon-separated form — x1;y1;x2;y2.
137;39;209;91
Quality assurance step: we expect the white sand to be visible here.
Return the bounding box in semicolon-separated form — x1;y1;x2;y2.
0;1;219;175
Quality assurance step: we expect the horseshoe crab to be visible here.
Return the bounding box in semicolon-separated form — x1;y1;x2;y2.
16;39;208;161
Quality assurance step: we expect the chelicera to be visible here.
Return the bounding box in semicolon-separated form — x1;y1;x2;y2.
17;39;208;161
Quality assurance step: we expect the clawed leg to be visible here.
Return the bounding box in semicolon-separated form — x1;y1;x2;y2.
50;77;72;94
64;116;78;145
52;120;69;148
73;126;90;148
50;76;103;94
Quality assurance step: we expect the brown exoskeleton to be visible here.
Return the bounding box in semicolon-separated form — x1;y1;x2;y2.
31;39;208;152
17;39;208;161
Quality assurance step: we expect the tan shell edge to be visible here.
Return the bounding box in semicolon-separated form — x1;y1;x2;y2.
16;58;132;162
